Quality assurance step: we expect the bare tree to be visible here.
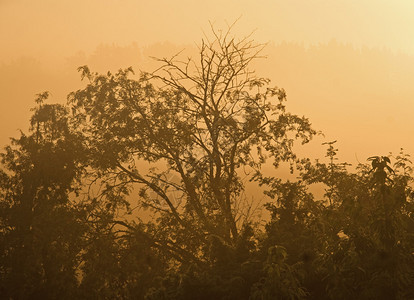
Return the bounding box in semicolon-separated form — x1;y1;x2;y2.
68;24;315;263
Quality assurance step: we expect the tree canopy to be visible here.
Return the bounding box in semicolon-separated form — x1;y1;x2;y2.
1;27;413;299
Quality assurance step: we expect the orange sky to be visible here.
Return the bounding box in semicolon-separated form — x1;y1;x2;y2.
1;0;414;165
2;0;414;61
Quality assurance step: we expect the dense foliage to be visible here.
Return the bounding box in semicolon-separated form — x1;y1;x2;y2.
1;29;413;299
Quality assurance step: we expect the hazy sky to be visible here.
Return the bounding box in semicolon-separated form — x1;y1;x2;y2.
2;0;414;62
2;0;414;164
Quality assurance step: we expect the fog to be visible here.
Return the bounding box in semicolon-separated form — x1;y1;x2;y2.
2;2;414;297
2;0;414;162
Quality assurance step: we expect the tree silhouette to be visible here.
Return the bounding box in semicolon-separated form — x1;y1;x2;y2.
0;93;86;298
1;28;413;299
68;25;315;268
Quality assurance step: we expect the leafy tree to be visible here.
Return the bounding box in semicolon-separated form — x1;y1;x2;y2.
257;178;326;299
0;94;167;299
0;93;86;299
300;148;414;299
67;25;316;272
258;143;414;299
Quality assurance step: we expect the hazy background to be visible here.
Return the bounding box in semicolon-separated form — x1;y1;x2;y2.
2;0;414;165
